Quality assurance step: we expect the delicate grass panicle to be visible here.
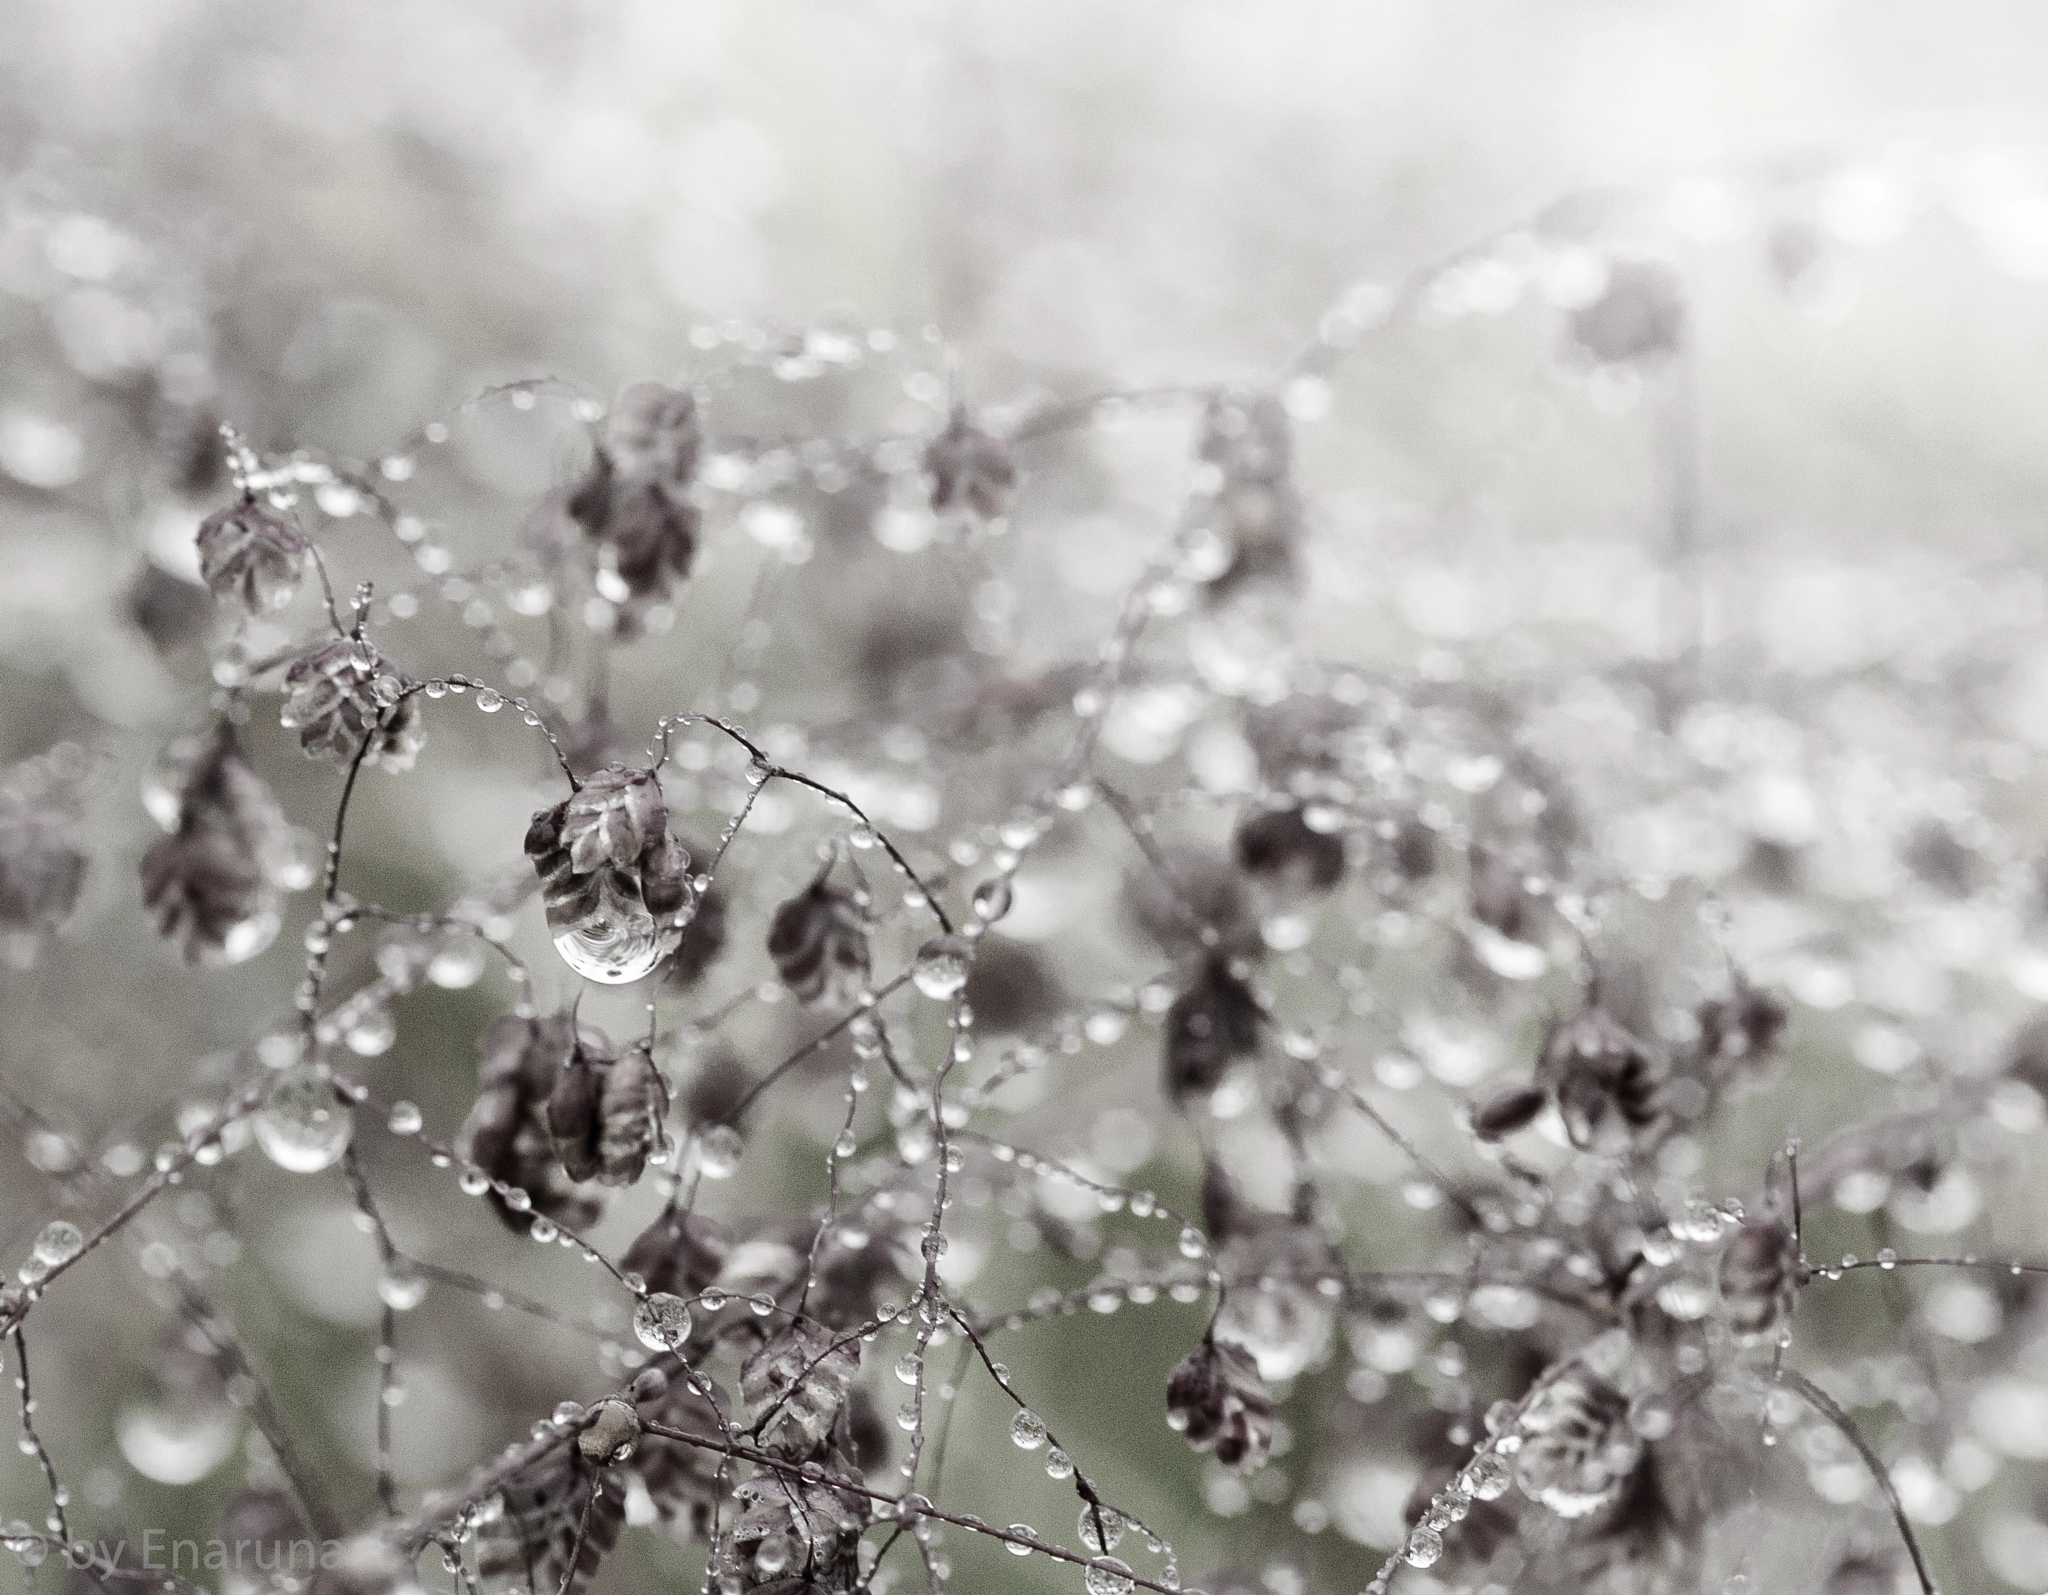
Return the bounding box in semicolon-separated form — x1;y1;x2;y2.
12;146;2048;1595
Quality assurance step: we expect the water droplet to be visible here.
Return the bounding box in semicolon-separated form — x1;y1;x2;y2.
697;1123;743;1179
896;1354;923;1386
254;1064;354;1173
476;690;504;713
1084;1556;1133;1595
5;1522;47;1567
753;1532;792;1577
458;1166;491;1196
1466;922;1548;980
1044;1446;1073;1479
548;869;680;984
345;1006;396;1056
1009;1409;1047;1450
387;1100;423;1136
1084;1008;1129;1046
116;1401;239;1484
633;1292;693;1351
833;1128;858;1159
971;877;1013;924
1403;1527;1444;1568
428;942;487;989
1460;1451;1511;1501
379;1260;429;1311
31;1221;82;1267
1004;1530;1034;1557
912;934;973;1000
1078;1506;1127;1554
1878;1247;1898;1270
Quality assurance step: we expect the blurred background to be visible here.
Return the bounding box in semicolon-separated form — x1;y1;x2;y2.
14;2;2048;1593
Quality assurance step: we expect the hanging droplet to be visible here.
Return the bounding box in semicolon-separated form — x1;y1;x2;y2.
912;934;973;1000
1078;1506;1127;1554
1459;1452;1511;1501
378;1259;429;1312
1044;1446;1073;1479
1004;1530;1034;1557
696;1124;744;1179
215;904;283;966
5;1521;48;1567
753;1533;792;1577
1009;1409;1047;1450
116;1401;239;1485
427;942;487;989
254;1063;354;1173
633;1292;693;1351
1083;1007;1129;1046
1084;1556;1133;1595
32;1220;83;1267
548;869;680;984
345;1006;396;1056
387;1101;423;1136
834;1128;858;1159
971;877;1013;924
1403;1527;1444;1568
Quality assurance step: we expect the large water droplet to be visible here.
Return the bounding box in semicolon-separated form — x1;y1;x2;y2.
1078;1506;1127;1554
548;870;680;984
379;1259;429;1311
32;1220;83;1267
1460;1451;1511;1501
1009;1409;1047;1450
4;1522;47;1567
633;1292;693;1351
428;941;487;989
753;1531;793;1577
254;1063;354;1173
971;877;1013;924
912;934;972;1000
1465;923;1547;981
1403;1527;1443;1568
217;905;282;966
696;1124;743;1179
1084;1556;1133;1595
116;1401;240;1485
345;1006;396;1056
